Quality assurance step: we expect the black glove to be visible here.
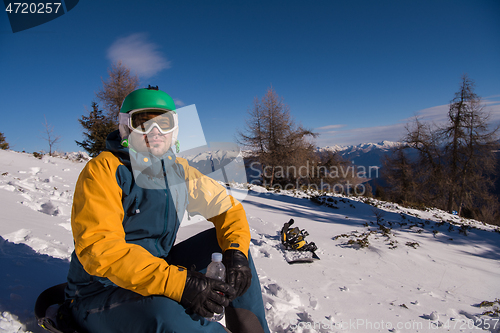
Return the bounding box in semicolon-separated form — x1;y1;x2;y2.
180;270;235;317
223;249;252;300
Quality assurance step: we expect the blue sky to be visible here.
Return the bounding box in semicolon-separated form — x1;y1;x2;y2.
1;0;499;153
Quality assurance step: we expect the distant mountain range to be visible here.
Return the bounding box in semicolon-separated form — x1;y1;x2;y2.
317;141;403;168
178;141;403;186
319;142;500;196
180;140;402;176
180;142;500;197
178;146;248;184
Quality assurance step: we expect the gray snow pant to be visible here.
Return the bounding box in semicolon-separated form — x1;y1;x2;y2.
69;228;270;333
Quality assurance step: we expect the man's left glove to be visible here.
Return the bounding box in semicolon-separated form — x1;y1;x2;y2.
180;270;235;317
223;249;252;300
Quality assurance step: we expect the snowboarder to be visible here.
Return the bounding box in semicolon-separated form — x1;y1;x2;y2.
63;86;270;332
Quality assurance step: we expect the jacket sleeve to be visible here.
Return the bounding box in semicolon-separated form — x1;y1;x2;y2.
71;153;187;302
178;158;251;257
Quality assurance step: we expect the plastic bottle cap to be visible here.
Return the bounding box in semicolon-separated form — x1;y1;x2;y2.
211;252;223;262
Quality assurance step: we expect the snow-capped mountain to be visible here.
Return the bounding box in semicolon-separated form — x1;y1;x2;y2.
318;141;403;168
179;149;240;174
178;147;249;186
188;141;403;184
319;141;402;154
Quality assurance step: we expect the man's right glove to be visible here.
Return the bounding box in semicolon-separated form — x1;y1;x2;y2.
223;249;252;300
180;270;236;317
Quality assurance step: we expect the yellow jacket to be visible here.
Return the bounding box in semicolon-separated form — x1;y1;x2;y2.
67;131;250;303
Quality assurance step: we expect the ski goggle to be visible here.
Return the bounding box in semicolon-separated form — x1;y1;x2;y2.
127;108;178;135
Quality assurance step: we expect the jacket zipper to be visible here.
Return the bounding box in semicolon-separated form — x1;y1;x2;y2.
154;160;169;256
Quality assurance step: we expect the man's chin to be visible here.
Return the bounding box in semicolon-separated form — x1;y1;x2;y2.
148;146;168;156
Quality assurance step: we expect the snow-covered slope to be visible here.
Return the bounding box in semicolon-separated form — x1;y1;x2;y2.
1;149;499;333
0;151;83;332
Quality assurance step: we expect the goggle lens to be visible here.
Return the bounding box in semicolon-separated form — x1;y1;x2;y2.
130;110;175;134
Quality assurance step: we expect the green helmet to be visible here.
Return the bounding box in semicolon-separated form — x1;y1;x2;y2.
119;86;180;153
120;86;176;113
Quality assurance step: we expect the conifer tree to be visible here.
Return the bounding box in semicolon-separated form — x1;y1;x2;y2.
77;62;139;157
76;102;116;157
0;132;9;150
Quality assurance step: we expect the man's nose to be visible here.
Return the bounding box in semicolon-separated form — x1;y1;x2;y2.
147;126;161;136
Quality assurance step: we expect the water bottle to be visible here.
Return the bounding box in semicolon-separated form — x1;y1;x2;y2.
205;252;226;322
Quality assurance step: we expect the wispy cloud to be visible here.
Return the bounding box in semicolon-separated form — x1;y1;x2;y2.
412;104;449;124
316;122;408;147
107;33;170;78
316;96;500;147
413;98;500;125
174;99;185;107
316;124;347;131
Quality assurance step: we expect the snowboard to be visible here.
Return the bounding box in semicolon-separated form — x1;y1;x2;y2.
280;219;320;264
35;283;79;333
283;249;320;264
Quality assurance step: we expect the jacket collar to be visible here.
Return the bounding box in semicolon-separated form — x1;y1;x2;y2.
106;130;178;187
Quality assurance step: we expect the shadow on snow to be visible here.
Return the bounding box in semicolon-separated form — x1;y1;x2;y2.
0;236;69;333
246;190;500;261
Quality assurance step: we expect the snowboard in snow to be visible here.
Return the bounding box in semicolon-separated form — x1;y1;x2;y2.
284;250;320;264
35;283;79;333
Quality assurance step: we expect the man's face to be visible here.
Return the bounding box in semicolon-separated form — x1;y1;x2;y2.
129;127;173;156
128;110;175;156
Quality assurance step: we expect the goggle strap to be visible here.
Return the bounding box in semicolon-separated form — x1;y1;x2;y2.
120;138;137;153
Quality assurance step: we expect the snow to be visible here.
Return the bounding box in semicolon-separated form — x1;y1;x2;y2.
1;149;500;332
318;141;402;153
